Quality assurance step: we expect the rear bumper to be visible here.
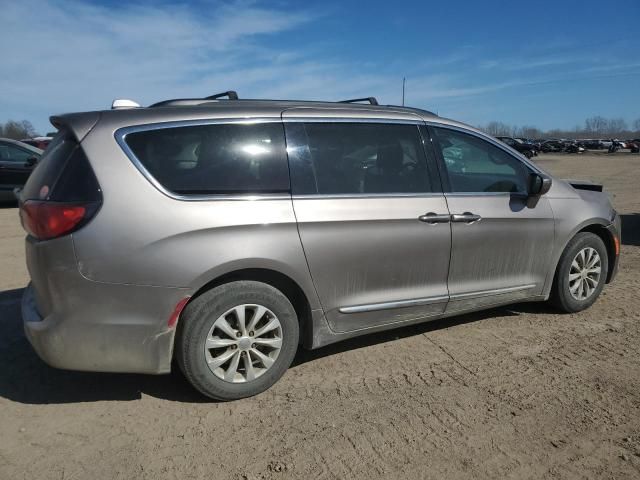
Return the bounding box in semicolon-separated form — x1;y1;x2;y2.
22;236;190;374
22;282;185;374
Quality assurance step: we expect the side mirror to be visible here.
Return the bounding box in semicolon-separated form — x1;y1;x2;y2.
528;173;552;196
25;156;38;167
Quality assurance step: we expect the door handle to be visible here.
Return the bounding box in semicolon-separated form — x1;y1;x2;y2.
451;212;482;224
418;212;451;224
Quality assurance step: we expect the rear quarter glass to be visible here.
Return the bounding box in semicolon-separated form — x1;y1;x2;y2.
21;131;101;202
122;122;289;195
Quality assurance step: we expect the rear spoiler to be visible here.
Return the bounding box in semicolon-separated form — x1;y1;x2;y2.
564;179;603;192
49;112;101;142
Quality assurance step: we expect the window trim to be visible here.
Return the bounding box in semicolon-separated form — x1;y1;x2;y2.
425;123;539;195
284;119;440;198
0;143;36;163
115;117;291;202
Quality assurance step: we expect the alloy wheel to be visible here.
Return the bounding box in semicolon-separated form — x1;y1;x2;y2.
568;247;602;301
204;304;283;383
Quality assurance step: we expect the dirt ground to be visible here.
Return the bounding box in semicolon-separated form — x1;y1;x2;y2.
1;151;639;480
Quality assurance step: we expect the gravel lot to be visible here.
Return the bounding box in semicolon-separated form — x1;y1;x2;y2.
1;152;639;480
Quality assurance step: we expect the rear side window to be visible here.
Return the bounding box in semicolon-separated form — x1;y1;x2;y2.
285;122;432;195
123;122;289;195
0;143;36;162
21;131;101;202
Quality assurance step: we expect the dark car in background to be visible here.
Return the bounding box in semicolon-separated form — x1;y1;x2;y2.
580;139;605;150
563;141;585;154
540;140;564;153
540;140;584;154
496;136;537;158
0;138;43;202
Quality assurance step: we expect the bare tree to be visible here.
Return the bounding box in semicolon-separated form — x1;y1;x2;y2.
606;118;627;136
20;120;37;138
484;121;512;136
0;119;39;140
584;116;608;135
519;125;543;139
633;118;640;133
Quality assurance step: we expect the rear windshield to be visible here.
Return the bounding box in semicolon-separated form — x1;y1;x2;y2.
21;130;101;202
123;122;290;195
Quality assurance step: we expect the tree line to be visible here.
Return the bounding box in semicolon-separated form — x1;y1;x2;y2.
480;116;640;140
0;120;39;140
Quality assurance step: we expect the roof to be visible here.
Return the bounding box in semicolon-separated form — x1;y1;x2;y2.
50;93;484;142
0;137;44;154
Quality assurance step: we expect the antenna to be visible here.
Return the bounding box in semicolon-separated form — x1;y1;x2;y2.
402;77;406;106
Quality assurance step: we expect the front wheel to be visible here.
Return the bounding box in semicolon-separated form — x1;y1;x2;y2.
524;150;533;159
176;281;299;401
551;232;608;313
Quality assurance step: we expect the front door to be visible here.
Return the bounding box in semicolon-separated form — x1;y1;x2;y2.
284;116;451;333
427;125;555;313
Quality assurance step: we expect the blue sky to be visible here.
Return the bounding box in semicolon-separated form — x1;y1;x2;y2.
1;0;639;134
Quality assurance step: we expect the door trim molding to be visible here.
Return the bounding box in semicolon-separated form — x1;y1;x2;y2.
338;284;536;314
339;295;449;314
449;283;536;301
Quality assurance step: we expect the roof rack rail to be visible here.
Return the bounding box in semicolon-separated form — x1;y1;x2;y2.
204;90;239;100
339;97;379;105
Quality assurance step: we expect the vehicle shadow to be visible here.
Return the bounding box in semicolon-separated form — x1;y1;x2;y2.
291;303;554;368
621;214;640;246
0;286;556;405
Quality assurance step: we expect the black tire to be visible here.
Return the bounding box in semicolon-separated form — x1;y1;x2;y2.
524;150;533;159
551;232;608;313
175;281;299;401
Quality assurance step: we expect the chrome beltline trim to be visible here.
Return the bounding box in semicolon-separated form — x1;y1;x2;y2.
339;295;449;314
449;284;537;300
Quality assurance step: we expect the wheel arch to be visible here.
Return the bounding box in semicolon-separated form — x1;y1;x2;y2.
551;220;617;288
577;224;617;283
178;267;315;349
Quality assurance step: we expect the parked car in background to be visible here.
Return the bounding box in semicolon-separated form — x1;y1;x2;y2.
19;93;621;400
579;139;604;150
515;138;541;154
626;140;640;153
563;141;585;154
541;140;564;153
21;136;53;150
496;136;537;158
0;138;42;202
540;140;584;154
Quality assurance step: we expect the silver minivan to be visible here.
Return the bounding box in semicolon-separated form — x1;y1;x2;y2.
19;93;620;400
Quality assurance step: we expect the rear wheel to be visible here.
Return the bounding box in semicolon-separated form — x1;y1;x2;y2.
524;150;533;159
551;232;608;313
176;281;299;400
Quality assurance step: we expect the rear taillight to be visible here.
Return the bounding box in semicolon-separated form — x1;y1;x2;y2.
20;201;97;240
19;134;102;241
